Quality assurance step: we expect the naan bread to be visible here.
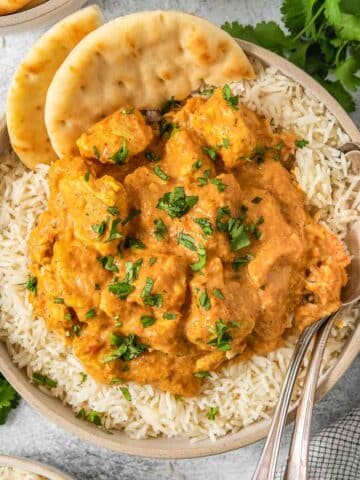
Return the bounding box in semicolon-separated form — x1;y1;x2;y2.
45;10;255;158
0;0;31;15
6;5;103;169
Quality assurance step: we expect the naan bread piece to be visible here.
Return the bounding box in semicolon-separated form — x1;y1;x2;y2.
6;5;103;169
0;0;31;15
22;0;44;9
45;10;255;158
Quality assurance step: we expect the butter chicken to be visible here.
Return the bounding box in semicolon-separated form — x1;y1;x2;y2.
28;86;349;396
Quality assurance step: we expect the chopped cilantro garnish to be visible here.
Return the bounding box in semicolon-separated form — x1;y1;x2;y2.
295;139;309;148
222;84;239;109
25;275;37;294
97;255;119;273
84;171;90;182
228;219;251;252
192;159;202;170
107;206;119;216
120;386;132;402
108;281;135;299
124;237;146;249
32;372;58;389
207;319;232;351
125;258;143;283
207;406;219;420
191;245;207;272
210;178;227;192
221;137;230;148
141;315;156;328
91;220;107;237
157;186;198;218
177;232;197;251
153;165;169;181
202;146;218;161
160;119;179;138
197;169;211;187
216;206;231;232
104;333;147;362
64;313;72;321
122;209;141;226
213;288;225;300
193;371;211;378
85;309;96;319
161;96;181;114
163;312;177;320
110;139;128;164
199;290;211;310
153;218;168;241
141;277;163;308
199;87;214;96
93;146;100;159
94;283;101;290
232;253;254;271
149;257;157;266
193;218;213;237
53;297;64;304
86;411;102;425
145;150;160;162
251;196;262;204
107;219;122;242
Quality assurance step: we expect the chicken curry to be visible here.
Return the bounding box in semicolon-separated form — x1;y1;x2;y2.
28;86;349;397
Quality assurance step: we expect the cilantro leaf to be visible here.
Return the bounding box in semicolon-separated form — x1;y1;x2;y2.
0;374;20;425
317;78;355;111
335;57;360;91
157;186;198;218
281;0;313;35
104;333;147;362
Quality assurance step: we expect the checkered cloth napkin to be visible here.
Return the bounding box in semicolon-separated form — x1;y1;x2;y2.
276;408;360;479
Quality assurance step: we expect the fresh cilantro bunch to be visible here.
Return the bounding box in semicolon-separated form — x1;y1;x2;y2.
222;0;360;112
0;374;20;425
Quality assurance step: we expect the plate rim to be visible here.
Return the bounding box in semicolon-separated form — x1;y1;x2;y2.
0;454;73;479
0;0;88;33
0;39;359;459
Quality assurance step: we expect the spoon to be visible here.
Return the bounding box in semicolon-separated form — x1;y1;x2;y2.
252;148;360;480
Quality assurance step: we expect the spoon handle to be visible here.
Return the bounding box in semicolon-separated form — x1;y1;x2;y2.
252;314;331;480
284;311;337;480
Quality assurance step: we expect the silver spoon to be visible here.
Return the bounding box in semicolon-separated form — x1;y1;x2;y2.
252;148;360;480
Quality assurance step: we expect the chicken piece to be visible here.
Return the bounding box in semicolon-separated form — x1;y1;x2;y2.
58;171;129;256
185;257;259;360
295;223;350;331
76;108;154;164
126;253;188;314
28;211;58;266
190;88;268;168
74;321;201;396
52;240;110;311
161;129;214;180
165;96;206;129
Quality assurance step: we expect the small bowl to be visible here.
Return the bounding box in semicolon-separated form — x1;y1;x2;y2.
0;0;88;34
0;455;73;479
0;39;359;459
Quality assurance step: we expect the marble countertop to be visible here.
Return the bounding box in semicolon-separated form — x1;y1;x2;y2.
0;1;359;479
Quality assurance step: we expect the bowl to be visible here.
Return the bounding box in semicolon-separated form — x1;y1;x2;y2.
0;0;87;34
0;39;359;459
0;455;73;479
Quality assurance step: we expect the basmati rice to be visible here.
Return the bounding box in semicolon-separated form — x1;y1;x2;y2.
0;58;358;441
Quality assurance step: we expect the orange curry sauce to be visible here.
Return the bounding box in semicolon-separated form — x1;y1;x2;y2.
28;87;349;396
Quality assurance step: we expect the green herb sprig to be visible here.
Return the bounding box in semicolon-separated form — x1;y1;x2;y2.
222;1;360;112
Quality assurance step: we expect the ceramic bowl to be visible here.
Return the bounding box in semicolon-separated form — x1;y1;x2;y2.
0;455;73;479
0;39;359;459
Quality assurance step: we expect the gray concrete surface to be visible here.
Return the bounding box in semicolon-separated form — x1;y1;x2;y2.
0;1;359;479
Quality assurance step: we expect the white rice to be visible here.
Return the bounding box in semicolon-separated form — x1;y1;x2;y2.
0;466;46;480
0;59;359;441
